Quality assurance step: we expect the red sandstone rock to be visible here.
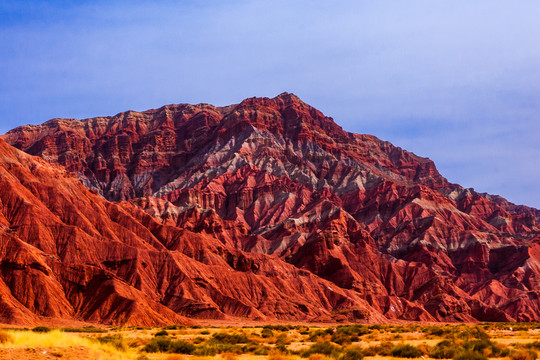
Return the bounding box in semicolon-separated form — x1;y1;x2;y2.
2;93;539;324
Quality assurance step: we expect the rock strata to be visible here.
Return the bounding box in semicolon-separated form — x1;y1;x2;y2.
2;93;539;324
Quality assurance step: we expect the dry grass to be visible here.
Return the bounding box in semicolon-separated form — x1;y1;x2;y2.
0;323;539;360
0;330;137;359
0;331;13;344
164;355;186;360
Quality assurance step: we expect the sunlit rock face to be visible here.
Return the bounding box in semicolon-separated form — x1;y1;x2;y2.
2;93;539;325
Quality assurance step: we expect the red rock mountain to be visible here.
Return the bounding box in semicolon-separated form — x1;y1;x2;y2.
2;93;539;324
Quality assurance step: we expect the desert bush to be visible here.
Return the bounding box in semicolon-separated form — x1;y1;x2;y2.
462;339;492;353
169;340;196;354
261;328;274;338
390;344;424;358
462;338;509;357
263;325;295;332
331;331;353;345
453;350;487;360
200;330;210;335
430;340;460;359
458;327;490;341
136;355;150;360
127;336;147;348
302;341;341;358
193;342;243;356
252;344;271;355
212;332;250;344
155;330;169;337
32;326;52;333
143;337;172;353
0;330;13;344
339;347;364;360
309;329;330;342
165;324;185;330
330;327;365;345
524;342;540;351
361;341;393;357
511;350;538;360
239;342;270;354
276;333;291;345
192;336;206;344
192;344;218;356
425;325;455;337
335;325;370;336
390;325;413;333
97;334;126;351
61;326;107;333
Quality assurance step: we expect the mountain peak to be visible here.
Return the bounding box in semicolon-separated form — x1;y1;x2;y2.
274;91;301;102
1;95;540;325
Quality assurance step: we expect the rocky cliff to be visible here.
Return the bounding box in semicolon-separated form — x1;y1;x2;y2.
2;93;539;324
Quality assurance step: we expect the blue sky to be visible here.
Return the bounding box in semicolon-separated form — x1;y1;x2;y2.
1;1;539;208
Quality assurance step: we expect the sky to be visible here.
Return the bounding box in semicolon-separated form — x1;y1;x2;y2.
1;0;539;208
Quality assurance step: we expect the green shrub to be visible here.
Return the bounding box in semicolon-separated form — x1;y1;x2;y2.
193;344;218;356
263;325;294;332
169;340;196;354
32;326;52;333
211;332;250;344
164;324;185;330
335;325;370;336
463;339;491;352
193;336;206;344
390;344;424;358
340;347;364;360
458;327;490;341
309;329;329;342
331;332;352;345
143;337;172;353
155;330;169;337
302;341;341;358
430;340;460;359
61;326;107;333
276;333;291;345
453;350;487;360
425;326;454;337
462;338;509;357
261;328;274;338
193;343;242;356
253;345;271;355
511;350;538;360
362;341;393;357
97;334;126;351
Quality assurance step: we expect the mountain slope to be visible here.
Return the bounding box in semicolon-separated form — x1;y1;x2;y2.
0;137;391;325
2;93;540;324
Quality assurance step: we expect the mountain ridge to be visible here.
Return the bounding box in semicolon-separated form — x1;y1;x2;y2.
1;93;539;325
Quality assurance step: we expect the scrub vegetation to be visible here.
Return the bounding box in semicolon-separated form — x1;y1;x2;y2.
0;323;539;359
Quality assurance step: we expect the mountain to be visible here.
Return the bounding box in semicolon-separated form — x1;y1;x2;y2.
1;93;539;325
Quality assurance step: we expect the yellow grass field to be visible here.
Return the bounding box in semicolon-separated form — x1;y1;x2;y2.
0;323;539;360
